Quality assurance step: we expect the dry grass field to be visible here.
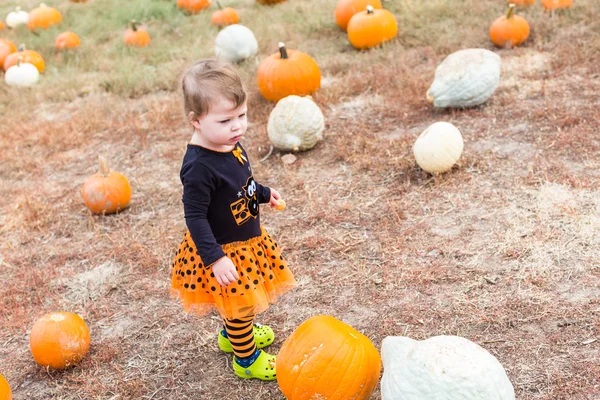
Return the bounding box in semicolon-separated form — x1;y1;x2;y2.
1;0;599;399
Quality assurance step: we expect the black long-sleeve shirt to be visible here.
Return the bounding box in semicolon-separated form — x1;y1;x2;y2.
181;143;271;267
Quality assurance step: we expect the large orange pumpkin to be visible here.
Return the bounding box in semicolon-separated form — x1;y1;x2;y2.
490;4;530;48
277;315;382;400
256;0;287;4
257;42;321;102
82;156;132;214
177;0;211;14
0;374;11;400
347;5;398;49
335;0;382;31
123;20;151;48
211;1;239;26
27;3;63;31
29;312;90;370
0;39;17;69
542;0;573;10
3;45;45;73
56;32;81;50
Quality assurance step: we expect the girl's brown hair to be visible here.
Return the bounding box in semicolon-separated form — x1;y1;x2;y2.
181;58;247;121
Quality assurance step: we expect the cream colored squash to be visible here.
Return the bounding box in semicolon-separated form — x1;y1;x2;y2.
214;24;258;63
413;122;463;174
6;6;29;28
267;95;324;151
381;335;515;400
427;48;501;108
5;62;39;87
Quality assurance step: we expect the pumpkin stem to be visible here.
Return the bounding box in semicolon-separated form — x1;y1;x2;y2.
366;5;374;14
130;19;138;32
98;156;110;176
506;4;516;19
278;42;288;59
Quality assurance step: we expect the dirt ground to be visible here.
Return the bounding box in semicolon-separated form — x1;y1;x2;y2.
1;4;600;400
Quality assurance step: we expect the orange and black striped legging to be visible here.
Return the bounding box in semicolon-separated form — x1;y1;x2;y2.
223;315;256;359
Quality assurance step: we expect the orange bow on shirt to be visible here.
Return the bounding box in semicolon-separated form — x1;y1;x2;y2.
232;147;247;165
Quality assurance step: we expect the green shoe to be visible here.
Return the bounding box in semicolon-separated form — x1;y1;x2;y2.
233;350;277;381
218;323;275;353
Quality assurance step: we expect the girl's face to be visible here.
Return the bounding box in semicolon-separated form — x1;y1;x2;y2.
191;96;248;152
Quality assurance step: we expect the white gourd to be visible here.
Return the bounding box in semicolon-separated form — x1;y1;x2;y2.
267;95;324;151
413;121;463;174
6;6;29;29
5;62;39;87
381;335;515;400
426;48;501;108
214;24;258;63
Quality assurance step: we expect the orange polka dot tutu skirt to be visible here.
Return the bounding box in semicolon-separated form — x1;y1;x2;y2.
170;227;297;320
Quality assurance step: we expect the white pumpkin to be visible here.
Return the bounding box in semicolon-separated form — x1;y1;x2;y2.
381;335;515;400
426;48;501;108
5;62;40;87
413;121;463;175
6;6;29;29
267;95;324;151
214;24;258;63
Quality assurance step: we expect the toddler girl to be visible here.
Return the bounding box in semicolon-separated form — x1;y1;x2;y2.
170;58;297;381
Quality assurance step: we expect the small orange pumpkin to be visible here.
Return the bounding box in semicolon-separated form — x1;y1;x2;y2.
335;0;382;31
29;312;90;370
56;32;81;50
490;4;530;48
0;374;11;400
123;20;151;48
3;44;45;73
0;21;5;31
177;0;211;14
256;0;287;4
27;3;63;31
211;1;239;26
0;39;17;69
257;42;321;102
542;0;573;10
347;5;398;49
277;315;382;400
82;156;132;214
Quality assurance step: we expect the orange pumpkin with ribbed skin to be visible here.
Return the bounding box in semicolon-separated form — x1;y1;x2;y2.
490;4;530;48
335;0;382;31
177;0;211;14
82;156;132;214
0;39;17;69
0;374;11;400
3;45;45;73
257;0;287;4
257;43;321;102
277;315;382;400
542;0;572;10
30;312;90;370
347;5;398;49
211;2;239;26
27;3;62;31
56;32;81;50
123;20;151;47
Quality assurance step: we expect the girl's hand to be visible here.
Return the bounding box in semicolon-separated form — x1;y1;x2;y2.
212;257;239;287
269;188;284;209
